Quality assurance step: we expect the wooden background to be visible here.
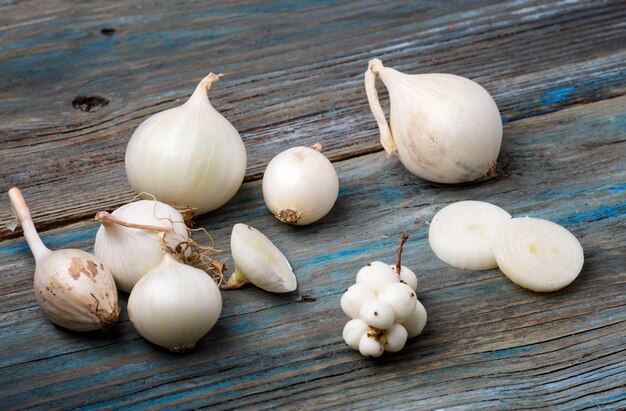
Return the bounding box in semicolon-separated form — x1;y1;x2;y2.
1;0;625;409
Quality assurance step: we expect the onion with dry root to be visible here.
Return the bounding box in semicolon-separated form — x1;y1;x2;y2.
8;187;119;331
94;197;224;293
262;143;339;225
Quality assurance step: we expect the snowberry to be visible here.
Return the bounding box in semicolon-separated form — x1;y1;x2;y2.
341;234;427;357
378;282;417;322
384;323;408;352
356;261;399;292
340;284;376;319
342;319;370;350
359;333;384;357
402;299;427;338
390;264;418;291
359;299;395;329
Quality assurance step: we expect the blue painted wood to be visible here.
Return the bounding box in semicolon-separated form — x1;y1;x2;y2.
1;93;624;408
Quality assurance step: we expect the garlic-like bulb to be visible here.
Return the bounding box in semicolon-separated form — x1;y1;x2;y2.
94;200;189;293
365;59;503;183
128;253;222;352
125;73;247;214
9;187;119;331
223;223;297;292
262;144;339;225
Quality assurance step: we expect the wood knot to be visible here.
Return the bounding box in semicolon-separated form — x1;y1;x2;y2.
72;96;109;113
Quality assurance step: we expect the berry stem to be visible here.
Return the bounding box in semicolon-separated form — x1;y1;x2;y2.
395;233;409;275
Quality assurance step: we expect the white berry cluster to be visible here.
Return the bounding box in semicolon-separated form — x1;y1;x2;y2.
341;261;427;357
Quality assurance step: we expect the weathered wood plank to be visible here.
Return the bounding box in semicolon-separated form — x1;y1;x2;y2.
1;0;625;238
1;96;624;409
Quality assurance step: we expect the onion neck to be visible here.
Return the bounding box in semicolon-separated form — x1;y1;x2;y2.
220;268;248;290
21;220;49;262
8;187;50;262
188;73;222;106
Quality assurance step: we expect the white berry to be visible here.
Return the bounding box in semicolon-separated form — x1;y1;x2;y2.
342;319;370;350
359;333;384;357
384;323;408;352
359;299;395;329
390;265;417;291
356;261;399;291
377;282;417;323
403;299;427;338
341;284;376;319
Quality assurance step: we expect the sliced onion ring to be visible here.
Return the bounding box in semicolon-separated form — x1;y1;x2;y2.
428;201;511;270
494;217;584;292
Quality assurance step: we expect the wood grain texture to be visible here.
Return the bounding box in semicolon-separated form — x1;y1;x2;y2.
1;94;624;409
1;0;625;239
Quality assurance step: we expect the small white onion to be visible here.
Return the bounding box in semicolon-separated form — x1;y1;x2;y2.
262;144;339;225
125;73;247;214
128;253;222;352
429;200;512;270
9;187;119;331
365;59;502;183
224;223;297;293
94;200;189;292
494;217;584;292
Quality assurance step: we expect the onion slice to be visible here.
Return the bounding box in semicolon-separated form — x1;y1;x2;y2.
494;217;584;292
428;201;511;270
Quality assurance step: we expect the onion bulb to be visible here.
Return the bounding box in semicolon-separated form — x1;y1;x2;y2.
94;200;189;293
8;187;119;331
128;253;222;352
365;59;502;183
262;144;339;225
494;217;584;292
125;73;247;214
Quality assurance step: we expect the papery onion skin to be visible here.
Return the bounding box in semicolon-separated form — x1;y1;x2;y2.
125;74;247;214
9;187;119;332
34;249;120;331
